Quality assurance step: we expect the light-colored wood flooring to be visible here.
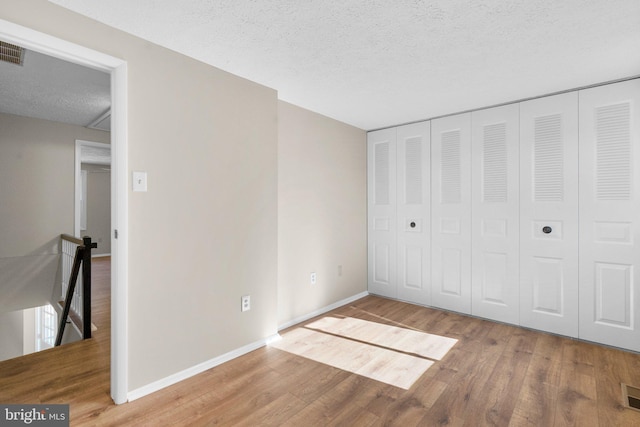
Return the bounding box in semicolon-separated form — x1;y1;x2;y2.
1;257;640;426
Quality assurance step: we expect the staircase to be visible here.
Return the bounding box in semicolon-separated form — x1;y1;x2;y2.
56;235;97;346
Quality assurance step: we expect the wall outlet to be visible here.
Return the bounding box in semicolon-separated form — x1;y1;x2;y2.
241;295;251;312
310;272;317;285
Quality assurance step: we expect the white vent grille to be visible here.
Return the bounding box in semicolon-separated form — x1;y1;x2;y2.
482;123;507;202
405;137;422;204
375;142;390;205
441;130;461;204
534;114;564;202
596;102;631;201
0;40;24;65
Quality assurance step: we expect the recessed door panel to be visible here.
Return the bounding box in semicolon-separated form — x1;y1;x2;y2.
471;105;519;324
441;248;462;296
403;245;423;290
431;113;471;313
579;80;640;352
594;262;632;327
531;256;563;315
520;91;579;337
373;243;391;284
481;252;508;304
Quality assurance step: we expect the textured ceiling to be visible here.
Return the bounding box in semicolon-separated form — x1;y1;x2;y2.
0;49;110;128
50;0;640;130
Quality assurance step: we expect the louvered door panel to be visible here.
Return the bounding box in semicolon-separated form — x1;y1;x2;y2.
520;92;579;337
396;122;431;305
431;113;472;313
368;128;397;298
579;79;640;351
471;105;520;324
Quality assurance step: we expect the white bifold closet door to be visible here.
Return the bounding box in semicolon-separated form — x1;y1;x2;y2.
579;79;640;351
396;122;431;305
519;92;579;337
367;128;397;299
471;105;520;324
431;113;472;313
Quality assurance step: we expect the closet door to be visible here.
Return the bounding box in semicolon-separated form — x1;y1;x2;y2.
396;122;431;305
579;79;640;351
471;105;520;324
431;113;472;313
519;92;579;337
367;128;397;299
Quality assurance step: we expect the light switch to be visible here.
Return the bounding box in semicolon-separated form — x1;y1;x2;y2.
132;171;147;192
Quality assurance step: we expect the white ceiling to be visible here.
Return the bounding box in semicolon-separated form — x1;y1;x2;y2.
50;0;640;130
0;48;110;129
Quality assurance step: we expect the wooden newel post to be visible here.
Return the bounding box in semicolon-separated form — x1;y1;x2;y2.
82;236;97;339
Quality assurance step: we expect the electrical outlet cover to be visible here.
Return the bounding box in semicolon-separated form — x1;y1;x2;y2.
241;295;251;312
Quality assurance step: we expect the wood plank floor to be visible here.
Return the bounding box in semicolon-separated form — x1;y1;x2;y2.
2;258;640;426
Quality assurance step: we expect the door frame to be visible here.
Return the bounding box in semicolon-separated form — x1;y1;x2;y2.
0;19;129;404
75;140;111;237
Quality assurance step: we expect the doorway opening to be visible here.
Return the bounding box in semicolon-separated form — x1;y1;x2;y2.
0;18;128;404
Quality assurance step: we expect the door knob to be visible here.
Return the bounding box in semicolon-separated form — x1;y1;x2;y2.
542;226;552;234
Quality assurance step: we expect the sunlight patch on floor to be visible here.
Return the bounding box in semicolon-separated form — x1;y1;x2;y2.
305;316;458;360
270;317;458;390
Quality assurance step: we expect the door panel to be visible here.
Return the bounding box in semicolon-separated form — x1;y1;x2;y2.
368;128;397;298
471;105;520;324
530;256;563;314
431;114;471;313
396;122;431;305
520;92;579;337
579;79;640;351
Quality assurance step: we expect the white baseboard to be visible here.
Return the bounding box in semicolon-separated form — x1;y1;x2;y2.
127;333;280;402
278;291;370;331
126;291;369;402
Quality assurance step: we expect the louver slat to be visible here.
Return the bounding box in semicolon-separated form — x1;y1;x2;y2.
596;103;631;200
375;142;390;205
441;130;461;204
534;114;564;202
0;40;25;65
405;137;423;204
483;123;507;203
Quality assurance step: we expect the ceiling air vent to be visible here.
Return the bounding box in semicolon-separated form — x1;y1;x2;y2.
0;40;25;66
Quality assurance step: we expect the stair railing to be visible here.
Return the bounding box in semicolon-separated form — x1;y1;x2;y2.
55;235;97;346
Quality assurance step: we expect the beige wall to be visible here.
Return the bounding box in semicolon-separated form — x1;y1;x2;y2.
277;101;367;325
124;37;278;390
0;113;109;258
0;113;109;312
2;0;278;391
0;311;24;361
2;1;367;395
